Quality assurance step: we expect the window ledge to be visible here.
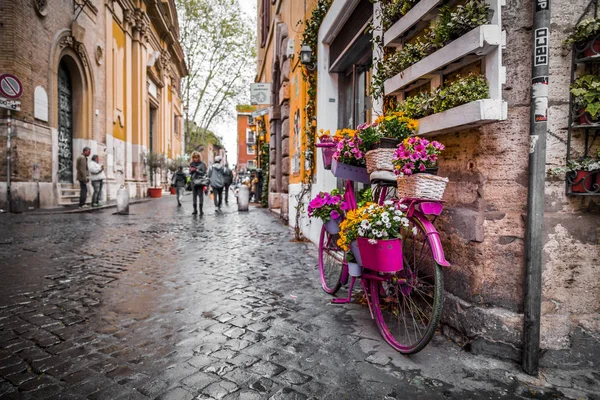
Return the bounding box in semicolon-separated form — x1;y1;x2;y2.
417;99;507;136
384;25;502;95
383;0;442;47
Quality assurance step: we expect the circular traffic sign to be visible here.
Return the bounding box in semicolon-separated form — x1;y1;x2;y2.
0;74;23;100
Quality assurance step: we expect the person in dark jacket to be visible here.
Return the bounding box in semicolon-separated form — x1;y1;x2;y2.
208;156;226;211
171;166;187;207
189;151;207;215
223;163;234;205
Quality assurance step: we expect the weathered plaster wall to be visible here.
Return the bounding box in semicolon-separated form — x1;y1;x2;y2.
437;0;599;367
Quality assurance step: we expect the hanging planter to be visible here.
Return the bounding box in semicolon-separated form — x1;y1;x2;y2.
331;159;371;184
366;148;396;174
357;238;403;273
569;170;595;193
324;217;343;234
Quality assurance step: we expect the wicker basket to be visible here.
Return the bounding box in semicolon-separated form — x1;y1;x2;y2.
365;148;396;174
396;173;448;200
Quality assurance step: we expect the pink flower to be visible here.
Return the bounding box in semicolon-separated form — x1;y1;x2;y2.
419;163;426;171
340;201;350;211
329;195;341;204
429;154;438;162
409;153;419;162
330;210;340;220
414;144;425;153
407;137;416;145
421;139;430;146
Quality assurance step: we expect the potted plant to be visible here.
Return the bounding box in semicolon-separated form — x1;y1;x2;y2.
331;130;371;183
548;156;600;193
397;91;433;119
336;208;365;266
430;74;490;114
564;18;600;58
145;152;165;198
316;129;336;170
570;75;600;125
308;189;348;234
354;202;411;273
393;137;449;200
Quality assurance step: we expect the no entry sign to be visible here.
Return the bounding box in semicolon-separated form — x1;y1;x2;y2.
0;74;23;100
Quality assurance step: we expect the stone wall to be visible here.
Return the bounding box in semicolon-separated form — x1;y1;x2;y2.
436;0;599;367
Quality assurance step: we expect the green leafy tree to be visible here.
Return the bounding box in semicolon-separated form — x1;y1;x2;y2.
177;0;256;151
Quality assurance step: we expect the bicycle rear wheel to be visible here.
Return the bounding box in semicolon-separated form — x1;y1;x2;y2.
369;218;444;354
318;225;344;295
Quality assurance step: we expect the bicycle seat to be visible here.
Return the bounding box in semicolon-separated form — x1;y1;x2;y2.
369;170;396;185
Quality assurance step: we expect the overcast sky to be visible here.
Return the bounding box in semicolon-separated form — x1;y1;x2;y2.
212;0;257;167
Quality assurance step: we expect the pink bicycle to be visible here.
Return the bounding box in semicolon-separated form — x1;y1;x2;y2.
318;175;450;354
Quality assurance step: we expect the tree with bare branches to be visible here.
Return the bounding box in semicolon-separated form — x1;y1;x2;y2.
177;0;256;151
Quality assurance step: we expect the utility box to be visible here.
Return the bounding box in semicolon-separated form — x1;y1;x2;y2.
116;186;129;215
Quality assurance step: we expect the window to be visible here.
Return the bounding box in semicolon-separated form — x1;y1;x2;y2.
246;129;255;144
174;114;181;136
247;144;255;155
248;160;255;168
248;115;255;125
339;64;372;129
260;0;270;47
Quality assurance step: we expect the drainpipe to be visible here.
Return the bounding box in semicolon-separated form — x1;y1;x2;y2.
523;0;551;376
6;110;11;213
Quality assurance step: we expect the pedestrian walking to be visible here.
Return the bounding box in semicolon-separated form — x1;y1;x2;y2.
189;151;208;215
88;154;106;207
171;166;187;207
208;156;226;211
223;163;234;205
76;147;91;208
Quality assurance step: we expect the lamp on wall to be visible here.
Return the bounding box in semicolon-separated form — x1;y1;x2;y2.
300;45;316;70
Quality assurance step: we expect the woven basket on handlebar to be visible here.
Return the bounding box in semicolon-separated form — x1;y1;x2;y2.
396;173;448;201
365;148;396;174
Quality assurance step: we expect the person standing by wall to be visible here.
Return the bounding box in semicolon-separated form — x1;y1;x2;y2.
88;154;106;207
171;166;187;207
189;151;207;215
208;156;226;211
76;147;91;208
223;163;234;205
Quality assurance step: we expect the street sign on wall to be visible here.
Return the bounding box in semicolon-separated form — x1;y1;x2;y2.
0;73;23;100
0;97;21;111
250;83;271;105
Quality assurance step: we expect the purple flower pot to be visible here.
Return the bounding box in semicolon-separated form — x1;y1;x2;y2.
324;217;342;234
350;240;362;266
331;159;370;184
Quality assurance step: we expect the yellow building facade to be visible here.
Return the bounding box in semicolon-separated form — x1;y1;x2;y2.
106;0;187;199
256;0;317;220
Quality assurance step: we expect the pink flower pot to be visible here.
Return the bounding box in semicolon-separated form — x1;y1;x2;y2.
357;238;403;273
322;147;336;170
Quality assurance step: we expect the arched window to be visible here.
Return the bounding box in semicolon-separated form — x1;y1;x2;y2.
260;0;270;47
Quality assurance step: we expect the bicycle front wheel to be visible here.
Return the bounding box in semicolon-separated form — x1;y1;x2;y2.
369;218;444;354
318;225;344;295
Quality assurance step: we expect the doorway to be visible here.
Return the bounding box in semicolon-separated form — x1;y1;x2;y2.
57;62;73;183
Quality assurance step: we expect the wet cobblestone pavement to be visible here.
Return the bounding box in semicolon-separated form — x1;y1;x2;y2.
0;195;594;399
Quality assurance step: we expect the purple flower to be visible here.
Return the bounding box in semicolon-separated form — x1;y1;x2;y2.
340;201;350;211
330;210;340;220
409;153;419;162
330;195;341;204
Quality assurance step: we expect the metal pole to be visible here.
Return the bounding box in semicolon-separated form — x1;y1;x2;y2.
523;0;551;376
6;110;11;213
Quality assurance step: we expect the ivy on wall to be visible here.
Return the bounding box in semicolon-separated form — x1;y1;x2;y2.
293;0;333;241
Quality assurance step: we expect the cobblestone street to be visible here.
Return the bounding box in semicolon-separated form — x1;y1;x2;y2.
0;195;592;400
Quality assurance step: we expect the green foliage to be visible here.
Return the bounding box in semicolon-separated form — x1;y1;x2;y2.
260;142;269;207
548;157;600;176
564;18;600;46
236;104;256;113
396;91;432;119
357;187;373;208
357;125;382;151
371;0;491;100
145;152;166;187
380;0;419;30
167;156;188;172
570;74;600;119
430;74;489;114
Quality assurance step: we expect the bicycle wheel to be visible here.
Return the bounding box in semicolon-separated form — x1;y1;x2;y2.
369;218;444;354
318;225;344;295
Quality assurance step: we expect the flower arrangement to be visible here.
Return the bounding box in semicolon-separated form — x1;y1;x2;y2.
393;137;445;175
374;111;419;141
307;189;349;222
337;202;410;251
356;122;382;150
317;129;333;143
333;133;366;166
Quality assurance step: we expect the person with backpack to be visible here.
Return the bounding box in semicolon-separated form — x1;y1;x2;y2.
189;151;208;215
223;163;234;205
208;156;226;211
171;166;187;207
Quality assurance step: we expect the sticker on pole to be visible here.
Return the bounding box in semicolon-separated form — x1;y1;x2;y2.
0;74;23;100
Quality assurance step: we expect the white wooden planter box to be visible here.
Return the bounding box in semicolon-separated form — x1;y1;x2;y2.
384;25;502;95
384;0;442;47
416;99;507;136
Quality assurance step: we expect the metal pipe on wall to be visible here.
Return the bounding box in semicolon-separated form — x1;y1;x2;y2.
6;110;11;213
523;0;551;376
